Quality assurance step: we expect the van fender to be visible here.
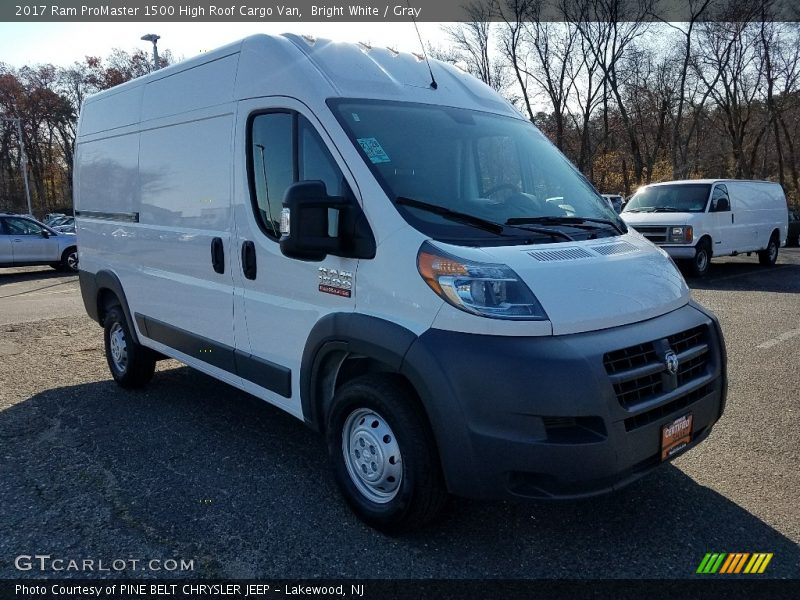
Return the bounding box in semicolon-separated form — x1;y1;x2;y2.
300;313;418;431
300;313;478;494
79;269;140;344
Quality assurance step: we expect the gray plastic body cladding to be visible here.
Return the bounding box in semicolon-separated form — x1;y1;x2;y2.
401;303;726;500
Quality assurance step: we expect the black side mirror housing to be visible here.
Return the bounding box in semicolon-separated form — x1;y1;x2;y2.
41;230;50;238
279;181;376;262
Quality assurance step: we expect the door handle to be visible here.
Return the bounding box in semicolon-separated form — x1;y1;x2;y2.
731;213;735;223
12;239;22;243
241;240;257;280
211;237;225;274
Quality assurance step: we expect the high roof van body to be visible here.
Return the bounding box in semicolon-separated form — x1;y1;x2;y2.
75;35;727;530
621;179;789;276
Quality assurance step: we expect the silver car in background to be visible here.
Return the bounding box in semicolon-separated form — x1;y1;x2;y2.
0;213;79;272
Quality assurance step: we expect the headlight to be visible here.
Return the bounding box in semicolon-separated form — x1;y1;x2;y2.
416;242;548;320
668;226;693;243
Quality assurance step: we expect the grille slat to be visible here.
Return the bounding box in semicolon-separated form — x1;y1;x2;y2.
603;324;712;414
633;226;668;243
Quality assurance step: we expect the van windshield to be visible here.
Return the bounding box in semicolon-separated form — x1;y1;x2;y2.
624;184;711;213
329;99;623;244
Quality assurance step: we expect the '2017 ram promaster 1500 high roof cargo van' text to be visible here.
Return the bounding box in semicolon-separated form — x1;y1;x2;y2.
75;35;727;531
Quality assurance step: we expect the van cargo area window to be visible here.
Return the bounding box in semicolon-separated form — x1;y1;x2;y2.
248;111;352;239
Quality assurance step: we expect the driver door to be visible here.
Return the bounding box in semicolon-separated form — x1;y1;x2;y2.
707;184;733;255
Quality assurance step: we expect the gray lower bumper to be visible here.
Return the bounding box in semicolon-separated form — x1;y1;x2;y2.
401;302;727;500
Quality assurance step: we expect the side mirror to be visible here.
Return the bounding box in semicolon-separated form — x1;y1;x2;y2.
279;181;376;262
41;229;50;238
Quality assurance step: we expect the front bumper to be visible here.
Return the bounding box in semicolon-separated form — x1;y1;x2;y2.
401;302;727;500
662;245;697;260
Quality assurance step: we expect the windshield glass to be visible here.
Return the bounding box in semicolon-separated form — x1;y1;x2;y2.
330;99;622;244
624;184;711;213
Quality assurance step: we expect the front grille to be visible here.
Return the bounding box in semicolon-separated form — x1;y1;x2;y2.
633;226;668;243
604;343;658;374
624;383;715;431
603;325;712;411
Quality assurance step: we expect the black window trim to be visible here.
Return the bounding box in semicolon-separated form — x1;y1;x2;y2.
246;109;297;241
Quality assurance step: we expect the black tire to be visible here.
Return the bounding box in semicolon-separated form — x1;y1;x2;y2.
688;239;712;277
59;246;79;272
326;374;448;533
758;234;779;266
103;306;156;388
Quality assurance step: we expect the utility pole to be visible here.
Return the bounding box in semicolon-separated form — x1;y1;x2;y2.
2;116;33;216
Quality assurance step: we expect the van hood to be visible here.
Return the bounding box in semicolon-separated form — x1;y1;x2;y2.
620;211;695;227
476;233;689;335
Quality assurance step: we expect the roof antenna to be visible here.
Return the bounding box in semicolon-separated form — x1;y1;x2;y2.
407;0;438;90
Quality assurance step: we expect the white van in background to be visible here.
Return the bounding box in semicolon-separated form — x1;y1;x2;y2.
74;35;727;531
621;180;789;276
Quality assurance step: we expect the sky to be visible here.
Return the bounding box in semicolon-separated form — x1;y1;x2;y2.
0;22;447;68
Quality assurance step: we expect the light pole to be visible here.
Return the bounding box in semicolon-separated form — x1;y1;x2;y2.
1;116;32;216
141;34;161;70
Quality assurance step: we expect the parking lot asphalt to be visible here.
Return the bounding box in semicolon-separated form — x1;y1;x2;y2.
0;251;798;579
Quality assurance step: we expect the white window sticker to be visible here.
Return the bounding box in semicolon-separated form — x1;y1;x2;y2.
356;137;391;164
351;113;361;122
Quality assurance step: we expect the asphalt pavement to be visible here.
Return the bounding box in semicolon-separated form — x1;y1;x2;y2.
0;252;798;579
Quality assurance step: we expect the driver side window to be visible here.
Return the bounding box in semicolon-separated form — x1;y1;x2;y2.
711;185;730;212
249;111;353;240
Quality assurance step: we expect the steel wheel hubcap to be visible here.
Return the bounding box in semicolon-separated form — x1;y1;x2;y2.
342;408;402;503
67;252;78;270
769;242;777;261
109;322;128;372
696;250;708;270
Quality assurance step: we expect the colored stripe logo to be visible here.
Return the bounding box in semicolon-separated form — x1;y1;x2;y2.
696;552;773;574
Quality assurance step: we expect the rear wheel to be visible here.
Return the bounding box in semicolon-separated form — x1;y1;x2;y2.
758;234;779;266
103;306;156;388
57;247;79;272
688;239;711;277
326;374;448;533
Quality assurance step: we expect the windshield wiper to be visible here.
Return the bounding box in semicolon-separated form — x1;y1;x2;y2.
506;215;626;235
395;197;572;241
396;196;506;235
652;207;679;213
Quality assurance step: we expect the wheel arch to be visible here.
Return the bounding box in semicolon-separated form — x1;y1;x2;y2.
300;313;420;434
79;269;141;344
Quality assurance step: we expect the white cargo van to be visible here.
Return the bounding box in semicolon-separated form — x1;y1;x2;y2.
621;179;789;276
75;35;727;531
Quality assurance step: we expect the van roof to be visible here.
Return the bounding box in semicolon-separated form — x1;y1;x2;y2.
643;179;780;187
82;33;519;119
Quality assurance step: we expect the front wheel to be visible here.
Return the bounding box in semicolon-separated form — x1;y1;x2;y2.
103;306;156;388
758;235;779;266
688;240;711;277
326;374;448;533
